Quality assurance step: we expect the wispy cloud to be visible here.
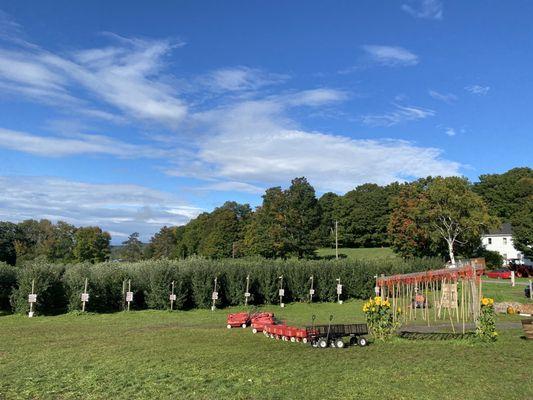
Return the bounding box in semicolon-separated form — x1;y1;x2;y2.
0;176;201;242
362;45;419;67
361;104;435;127
429;90;458;104
402;0;443;20
0;127;169;158
0;31;187;127
202;66;288;92
444;127;456;136
465;85;490;96
167;95;459;193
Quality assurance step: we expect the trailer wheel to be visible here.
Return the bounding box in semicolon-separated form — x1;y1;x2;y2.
290;337;296;342
252;328;258;334
270;334;274;339
302;338;308;344
318;338;328;349
241;323;247;328
358;337;368;347
226;324;232;329
335;339;345;348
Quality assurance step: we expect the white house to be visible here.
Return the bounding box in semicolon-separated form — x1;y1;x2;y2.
481;222;522;265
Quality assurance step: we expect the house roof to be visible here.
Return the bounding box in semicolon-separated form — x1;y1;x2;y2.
486;222;513;235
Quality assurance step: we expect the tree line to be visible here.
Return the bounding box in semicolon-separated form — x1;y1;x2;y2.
0;167;531;265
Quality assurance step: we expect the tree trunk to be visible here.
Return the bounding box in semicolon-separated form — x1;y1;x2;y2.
447;239;456;267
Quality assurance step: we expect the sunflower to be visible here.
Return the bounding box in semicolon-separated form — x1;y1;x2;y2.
481;297;489;306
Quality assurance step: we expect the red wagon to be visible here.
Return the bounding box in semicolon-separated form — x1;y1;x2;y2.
250;312;274;334
226;312;250;329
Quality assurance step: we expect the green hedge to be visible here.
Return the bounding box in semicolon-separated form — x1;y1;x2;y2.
6;257;442;315
0;262;17;311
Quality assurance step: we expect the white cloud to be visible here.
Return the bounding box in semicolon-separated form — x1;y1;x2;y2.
362;45;419;67
198;181;264;194
169;95;460;194
203;66;288;92
402;0;443;20
0;34;187;127
429;90;458;103
0;127;169;158
361;104;435;127
445;127;456;137
465;85;490;96
0;176;202;242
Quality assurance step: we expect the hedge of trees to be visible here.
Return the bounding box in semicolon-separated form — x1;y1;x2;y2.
0;257;442;315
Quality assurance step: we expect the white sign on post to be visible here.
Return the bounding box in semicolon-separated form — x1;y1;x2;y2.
337;284;343;295
244;292;250;298
279;289;285;297
309;289;315;295
28;294;37;303
169;294;177;301
212;291;219;300
81;293;89;302
126;292;134;302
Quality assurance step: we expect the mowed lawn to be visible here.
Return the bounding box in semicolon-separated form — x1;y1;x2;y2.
1;301;532;400
317;247;397;259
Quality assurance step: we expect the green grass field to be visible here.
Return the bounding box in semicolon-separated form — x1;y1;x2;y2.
1;301;532;400
317;246;397;259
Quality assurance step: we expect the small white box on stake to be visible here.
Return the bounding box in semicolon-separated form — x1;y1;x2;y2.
279;289;285;297
81;293;89;302
309;289;315;295
212;291;219;300
169;294;177;301
28;294;37;303
244;292;250;298
336;284;343;295
126;292;133;302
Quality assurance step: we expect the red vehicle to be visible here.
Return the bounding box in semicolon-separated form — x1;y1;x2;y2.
250;312;274;334
226;312;250;329
486;269;512;279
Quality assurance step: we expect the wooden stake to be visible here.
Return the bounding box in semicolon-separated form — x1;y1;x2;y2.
244;274;250;306
82;277;88;312
170;281;175;311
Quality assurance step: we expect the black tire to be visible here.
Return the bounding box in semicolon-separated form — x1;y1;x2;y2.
318;338;328;349
358;337;368;347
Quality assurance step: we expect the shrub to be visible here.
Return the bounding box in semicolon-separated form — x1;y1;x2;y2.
0;262;17;311
11;261;67;315
11;256;443;313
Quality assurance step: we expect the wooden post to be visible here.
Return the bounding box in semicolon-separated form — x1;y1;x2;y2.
511;271;515;287
211;277;218;311
28;279;35;318
81;277;88;312
336;278;342;304
170;281;175;311
309;275;314;302
529;280;533;300
244;274;250;306
127;279;132;311
279;275;284;307
122;280;126;311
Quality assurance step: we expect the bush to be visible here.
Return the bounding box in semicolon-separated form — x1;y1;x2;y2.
0;262;17;311
11;261;67;315
11;257;443;313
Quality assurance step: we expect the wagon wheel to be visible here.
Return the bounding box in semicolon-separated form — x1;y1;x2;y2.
358;337;368;347
252;328;258;334
318;338;328;349
241;323;247;328
226;324;232;329
335;339;345;348
290;337;296;342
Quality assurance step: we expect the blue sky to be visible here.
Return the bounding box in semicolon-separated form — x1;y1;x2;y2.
0;0;531;243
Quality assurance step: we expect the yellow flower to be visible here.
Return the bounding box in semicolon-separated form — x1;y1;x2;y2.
374;296;382;303
371;307;376;312
481;298;489;306
397;307;402;314
383;300;391;307
488;298;494;305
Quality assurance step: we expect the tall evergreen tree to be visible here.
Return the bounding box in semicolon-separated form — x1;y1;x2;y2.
121;232;144;261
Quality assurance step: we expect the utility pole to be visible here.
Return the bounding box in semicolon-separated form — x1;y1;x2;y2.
335;220;339;260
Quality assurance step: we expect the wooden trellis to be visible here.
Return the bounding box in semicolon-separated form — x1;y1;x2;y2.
376;259;485;333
